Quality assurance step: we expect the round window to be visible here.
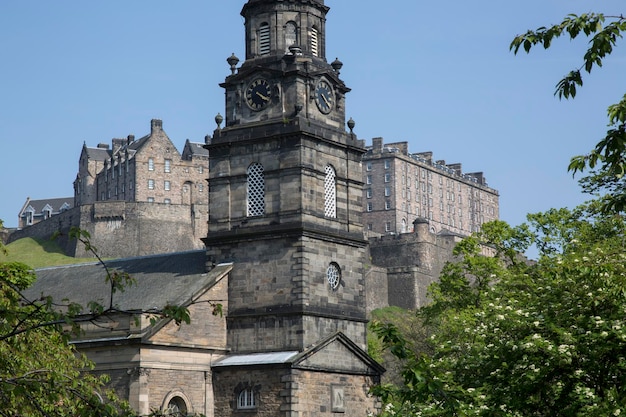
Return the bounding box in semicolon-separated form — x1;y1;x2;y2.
327;263;341;290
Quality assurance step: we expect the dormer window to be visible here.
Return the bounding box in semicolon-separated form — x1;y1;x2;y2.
311;27;319;57
25;208;34;226
259;23;270;55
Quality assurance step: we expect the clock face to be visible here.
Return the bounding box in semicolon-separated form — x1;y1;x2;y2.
315;79;334;114
246;78;272;111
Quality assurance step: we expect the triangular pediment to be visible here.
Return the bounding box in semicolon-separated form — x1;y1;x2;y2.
291;332;384;376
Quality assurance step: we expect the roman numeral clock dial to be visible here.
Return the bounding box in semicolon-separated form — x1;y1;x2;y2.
315;79;335;114
245;78;272;111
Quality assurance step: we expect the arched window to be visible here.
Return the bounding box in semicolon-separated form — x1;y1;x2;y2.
259;23;270;55
247;163;265;217
310;27;319;57
401;218;407;233
285;21;298;52
238;388;256;410
165;396;187;416
324;165;336;218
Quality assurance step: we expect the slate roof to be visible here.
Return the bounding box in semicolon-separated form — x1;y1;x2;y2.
26;250;231;312
213;332;385;375
182;140;209;160
19;197;74;215
85;147;111;161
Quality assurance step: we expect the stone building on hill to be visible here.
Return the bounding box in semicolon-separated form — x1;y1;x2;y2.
9;120;210;258
363;138;499;236
74;118;208;209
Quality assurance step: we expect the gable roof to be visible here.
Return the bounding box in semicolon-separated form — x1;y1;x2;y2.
85;146;112;161
182;139;209;160
26;250;229;312
213;332;385;376
19;197;74;216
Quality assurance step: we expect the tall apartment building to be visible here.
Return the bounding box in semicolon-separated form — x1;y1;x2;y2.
363;138;499;236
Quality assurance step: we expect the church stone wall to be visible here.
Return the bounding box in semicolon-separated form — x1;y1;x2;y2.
146;368;209;416
213;368;288;417
290;370;380;417
213;367;381;417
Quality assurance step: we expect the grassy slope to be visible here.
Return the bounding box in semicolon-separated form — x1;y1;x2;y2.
0;237;96;268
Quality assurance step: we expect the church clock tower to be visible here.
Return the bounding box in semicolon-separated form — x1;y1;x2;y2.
207;1;383;416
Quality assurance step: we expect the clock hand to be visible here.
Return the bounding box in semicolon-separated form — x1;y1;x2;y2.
321;94;332;107
256;91;270;102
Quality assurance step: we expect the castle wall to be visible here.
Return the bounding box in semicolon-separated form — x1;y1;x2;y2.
368;222;462;310
8;206;82;254
364;265;389;314
8;202;208;259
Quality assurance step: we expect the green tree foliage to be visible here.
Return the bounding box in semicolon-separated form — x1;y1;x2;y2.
0;257;134;416
0;225;212;416
510;13;626;213
371;205;626;416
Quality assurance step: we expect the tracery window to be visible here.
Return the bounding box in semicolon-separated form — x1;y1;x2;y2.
247;163;265;217
327;262;341;290
324;165;337;218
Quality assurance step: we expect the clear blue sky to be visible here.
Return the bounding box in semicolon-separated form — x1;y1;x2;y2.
0;1;624;229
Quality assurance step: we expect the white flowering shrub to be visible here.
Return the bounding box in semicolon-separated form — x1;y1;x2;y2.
371;203;626;416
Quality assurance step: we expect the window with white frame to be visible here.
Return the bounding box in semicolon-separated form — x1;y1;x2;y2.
164;159;171;173
384;173;391;183
148;197;154;203
384;160;391;169
385;200;391;210
324;165;337;218
366;188;372;198
366;162;372;171
164;181;171;191
384;187;390;197
247;163;265;217
238;389;256;410
385;222;392;232
148;179;155;190
25;209;34;225
148;158;154;171
367;202;373;212
366;175;372;185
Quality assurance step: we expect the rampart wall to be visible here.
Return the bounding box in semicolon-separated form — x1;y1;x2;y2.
8;202;207;258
